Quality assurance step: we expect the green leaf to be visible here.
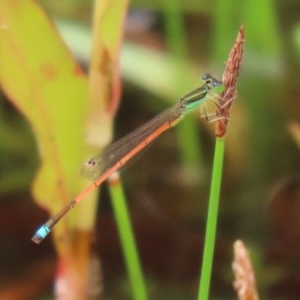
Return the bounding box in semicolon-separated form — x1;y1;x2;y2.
0;0;90;239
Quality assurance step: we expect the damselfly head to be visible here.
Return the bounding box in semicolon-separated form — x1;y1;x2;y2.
202;73;223;93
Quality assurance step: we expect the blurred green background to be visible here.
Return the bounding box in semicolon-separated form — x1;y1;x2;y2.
1;0;300;299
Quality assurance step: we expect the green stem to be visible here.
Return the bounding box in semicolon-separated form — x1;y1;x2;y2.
198;137;225;300
108;174;148;300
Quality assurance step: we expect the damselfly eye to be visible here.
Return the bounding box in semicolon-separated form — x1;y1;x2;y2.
212;79;222;87
202;73;212;81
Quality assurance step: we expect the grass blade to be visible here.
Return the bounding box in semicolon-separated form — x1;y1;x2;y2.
198;137;225;300
108;173;148;300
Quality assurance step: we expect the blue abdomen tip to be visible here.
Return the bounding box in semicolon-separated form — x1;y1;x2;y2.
32;226;51;244
36;226;50;238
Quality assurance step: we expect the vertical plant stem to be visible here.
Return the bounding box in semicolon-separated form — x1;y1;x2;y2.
108;173;148;300
198;137;225;300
